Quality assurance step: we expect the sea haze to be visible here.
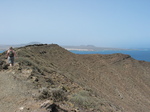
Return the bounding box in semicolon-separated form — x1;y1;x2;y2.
70;50;150;62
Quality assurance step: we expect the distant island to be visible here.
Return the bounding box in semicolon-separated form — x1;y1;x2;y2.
63;45;138;51
0;42;42;51
0;42;145;51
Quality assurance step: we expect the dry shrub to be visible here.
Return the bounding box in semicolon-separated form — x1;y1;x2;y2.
38;88;51;100
51;88;66;102
70;90;97;108
38;87;66;102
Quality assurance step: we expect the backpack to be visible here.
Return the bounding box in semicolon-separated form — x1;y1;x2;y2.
9;51;14;57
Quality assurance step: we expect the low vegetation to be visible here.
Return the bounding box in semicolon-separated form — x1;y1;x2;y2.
70;90;99;109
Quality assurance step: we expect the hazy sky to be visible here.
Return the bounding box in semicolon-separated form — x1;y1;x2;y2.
0;0;150;48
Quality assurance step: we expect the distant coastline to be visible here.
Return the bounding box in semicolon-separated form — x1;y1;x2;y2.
65;48;94;51
65;48;133;51
0;42;149;51
63;45;138;51
0;42;42;51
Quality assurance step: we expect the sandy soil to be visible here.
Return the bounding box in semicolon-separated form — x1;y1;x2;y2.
0;70;34;112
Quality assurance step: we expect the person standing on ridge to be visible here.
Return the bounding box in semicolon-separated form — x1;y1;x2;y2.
6;47;16;66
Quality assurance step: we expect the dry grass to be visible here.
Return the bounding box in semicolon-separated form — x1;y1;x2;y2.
69;90;100;109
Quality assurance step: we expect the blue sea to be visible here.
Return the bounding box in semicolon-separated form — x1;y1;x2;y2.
0;51;4;53
70;50;150;62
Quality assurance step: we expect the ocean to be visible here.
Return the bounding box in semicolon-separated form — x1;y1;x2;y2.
0;51;4;53
70;50;150;62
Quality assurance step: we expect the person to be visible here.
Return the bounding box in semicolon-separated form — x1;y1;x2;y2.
6;47;16;66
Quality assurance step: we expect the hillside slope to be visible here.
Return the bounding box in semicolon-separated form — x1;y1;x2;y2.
0;44;150;112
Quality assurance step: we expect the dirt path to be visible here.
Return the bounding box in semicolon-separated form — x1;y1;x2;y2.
0;71;33;112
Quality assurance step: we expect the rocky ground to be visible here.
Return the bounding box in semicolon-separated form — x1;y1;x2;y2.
0;63;90;112
0;44;150;112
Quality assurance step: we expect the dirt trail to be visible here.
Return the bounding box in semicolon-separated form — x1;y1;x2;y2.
0;71;33;112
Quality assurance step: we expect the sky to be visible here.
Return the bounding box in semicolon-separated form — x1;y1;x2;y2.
0;0;150;48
